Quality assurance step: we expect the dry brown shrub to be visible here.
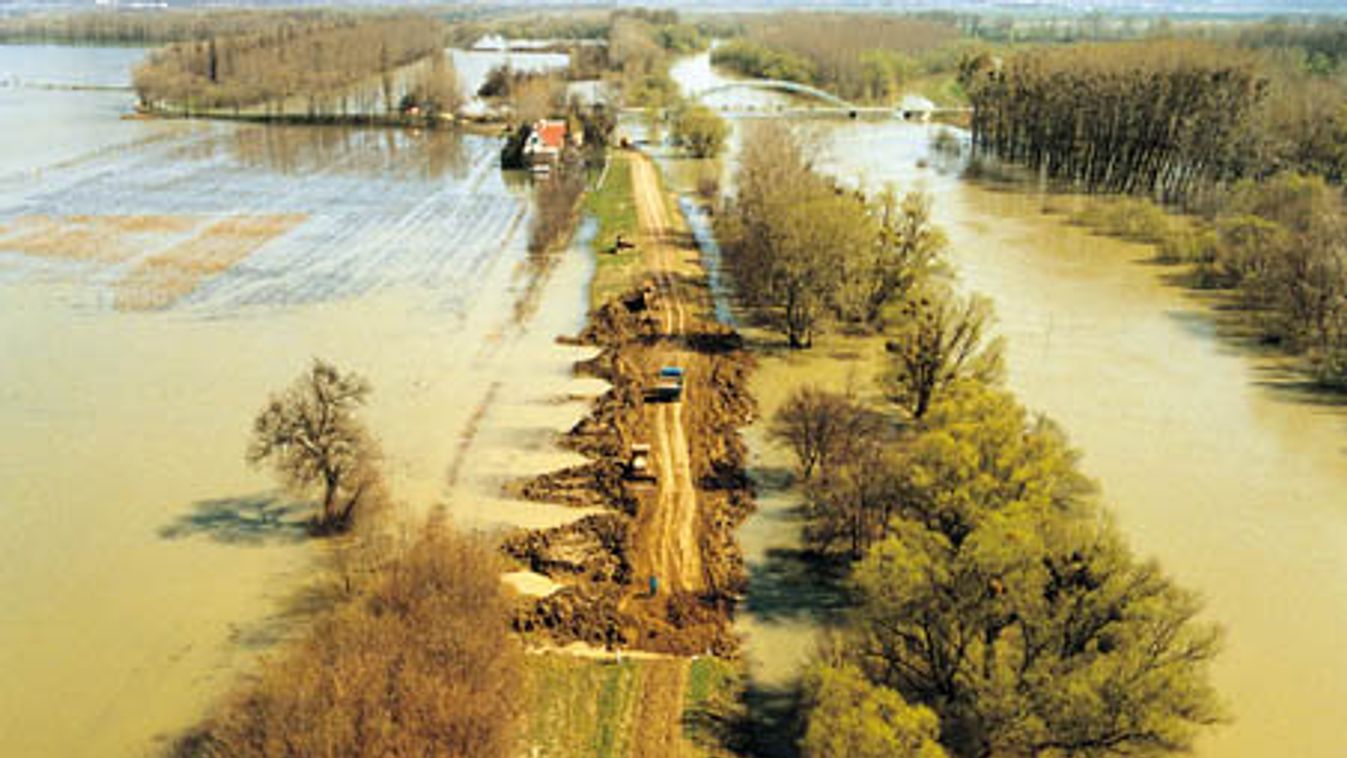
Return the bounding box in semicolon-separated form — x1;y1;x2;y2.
180;519;525;757
115;214;305;310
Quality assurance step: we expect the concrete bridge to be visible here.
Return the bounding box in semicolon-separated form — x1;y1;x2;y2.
690;79;858;109
679;79;972;121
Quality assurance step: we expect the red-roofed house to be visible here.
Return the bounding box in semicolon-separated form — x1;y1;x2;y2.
524;119;569;171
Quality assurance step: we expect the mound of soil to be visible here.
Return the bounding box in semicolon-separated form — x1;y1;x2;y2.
504;284;757;657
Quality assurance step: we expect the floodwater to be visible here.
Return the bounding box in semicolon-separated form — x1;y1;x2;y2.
450;48;570;116
0;45;597;756
673;51;1347;756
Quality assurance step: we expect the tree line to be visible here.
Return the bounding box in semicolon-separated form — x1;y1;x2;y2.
0;9;341;45
960;31;1347;199
960;40;1268;202
715;128;1226;755
790;381;1224;756
1079;174;1347;387
132;14;446;116
1237;19;1347;75
715;122;948;347
710;13;962;105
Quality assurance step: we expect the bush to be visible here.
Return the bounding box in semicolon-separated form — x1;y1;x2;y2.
178;521;524;757
672;104;729;159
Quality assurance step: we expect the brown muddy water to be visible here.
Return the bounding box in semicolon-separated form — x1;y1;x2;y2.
819;122;1347;757
672;51;1347;757
0;46;597;756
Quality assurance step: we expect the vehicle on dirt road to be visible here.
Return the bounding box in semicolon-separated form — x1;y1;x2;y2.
627;443;655;482
648;365;684;403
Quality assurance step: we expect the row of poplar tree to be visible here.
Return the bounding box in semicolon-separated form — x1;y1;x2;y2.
132;15;446;116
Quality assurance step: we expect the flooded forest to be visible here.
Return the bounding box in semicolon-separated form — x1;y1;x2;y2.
1;5;1346;758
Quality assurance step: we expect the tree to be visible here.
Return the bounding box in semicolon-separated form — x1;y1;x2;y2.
819;384;1224;757
183;521;524;756
804;441;901;559
893;383;1094;546
836;189;947;328
850;517;1225;757
717;121;875;348
408;53;463;118
672;103;729;158
960;40;1268;202
883;289;1004;420
802;663;947;758
247;359;383;532
770;385;884;481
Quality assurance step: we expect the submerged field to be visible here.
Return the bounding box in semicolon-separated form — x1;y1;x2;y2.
0;46;600;756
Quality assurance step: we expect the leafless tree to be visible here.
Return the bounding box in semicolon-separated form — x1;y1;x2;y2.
247;359;383;532
771;385;885;482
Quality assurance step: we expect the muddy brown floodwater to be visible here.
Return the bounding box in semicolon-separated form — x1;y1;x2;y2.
672;50;1347;758
0;45;598;756
817;121;1347;757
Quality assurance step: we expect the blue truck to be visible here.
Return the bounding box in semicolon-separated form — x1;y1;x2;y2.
650;366;684;403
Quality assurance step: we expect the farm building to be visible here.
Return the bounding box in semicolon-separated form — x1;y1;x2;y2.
523;119;571;170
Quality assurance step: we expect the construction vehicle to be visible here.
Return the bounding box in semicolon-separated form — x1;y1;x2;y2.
627;443;655;482
649;366;684;403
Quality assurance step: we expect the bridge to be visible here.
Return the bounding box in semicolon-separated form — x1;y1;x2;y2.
689;79;859;110
673;79;972;121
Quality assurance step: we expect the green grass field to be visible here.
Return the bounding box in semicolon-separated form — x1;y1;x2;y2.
522;654;744;757
585;151;644;307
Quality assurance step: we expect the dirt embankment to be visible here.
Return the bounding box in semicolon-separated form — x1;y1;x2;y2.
504;277;756;656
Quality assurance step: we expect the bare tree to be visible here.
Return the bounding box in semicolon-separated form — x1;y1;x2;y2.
247;359;383;532
883;289;1004;420
770;385;885;481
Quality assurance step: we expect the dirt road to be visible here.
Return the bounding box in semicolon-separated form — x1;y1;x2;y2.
628;154;704;595
510;148;754;657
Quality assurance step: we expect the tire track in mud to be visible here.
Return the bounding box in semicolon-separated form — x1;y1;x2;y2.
630;153;703;595
508;150;755;660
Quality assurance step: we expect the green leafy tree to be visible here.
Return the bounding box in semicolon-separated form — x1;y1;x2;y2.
827;385;1225;756
882;289;1004;419
672;103;729;159
837;189;947;328
802;663;947;758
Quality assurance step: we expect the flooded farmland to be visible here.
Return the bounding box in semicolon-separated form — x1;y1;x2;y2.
671;51;1347;758
0;45;596;756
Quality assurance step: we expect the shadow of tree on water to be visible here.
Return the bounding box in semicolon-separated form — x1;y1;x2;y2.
741;682;805;757
158;494;312;546
745;547;850;625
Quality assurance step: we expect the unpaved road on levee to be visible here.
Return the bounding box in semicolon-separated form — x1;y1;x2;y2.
628;153;704;595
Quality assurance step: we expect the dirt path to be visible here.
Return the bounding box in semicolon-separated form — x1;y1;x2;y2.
509;148;756;657
628;154;703;595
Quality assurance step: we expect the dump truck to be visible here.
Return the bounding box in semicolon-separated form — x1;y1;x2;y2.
649;366;684;403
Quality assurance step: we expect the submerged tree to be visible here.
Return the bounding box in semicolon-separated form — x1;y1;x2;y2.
248;359;383;532
810;384;1224;756
960;40;1267;202
883;289;1004;419
671;103;729;158
717;121;876;348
